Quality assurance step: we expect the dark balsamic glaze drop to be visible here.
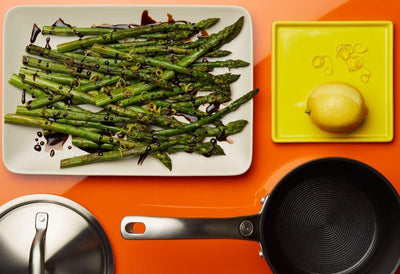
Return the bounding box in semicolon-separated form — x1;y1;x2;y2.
137;153;148;165
45;37;51;50
30;24;41;43
217;135;233;144
167;13;175;23
52;18;72;28
197;30;209;39
175;112;198;123
34;144;42;152
50;149;55;157
141;10;157;25
45;133;68;149
21;90;26;104
216;136;228;142
206;103;221;115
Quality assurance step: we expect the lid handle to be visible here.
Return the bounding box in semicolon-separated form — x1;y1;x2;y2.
29;212;48;274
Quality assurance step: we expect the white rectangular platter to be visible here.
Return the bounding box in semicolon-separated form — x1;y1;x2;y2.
2;5;254;176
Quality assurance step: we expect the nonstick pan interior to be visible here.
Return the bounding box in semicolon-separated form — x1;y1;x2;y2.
260;157;400;274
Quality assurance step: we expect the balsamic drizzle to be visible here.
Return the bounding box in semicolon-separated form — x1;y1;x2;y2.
30;24;41;43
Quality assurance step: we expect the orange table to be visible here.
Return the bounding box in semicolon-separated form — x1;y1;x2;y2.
0;0;399;273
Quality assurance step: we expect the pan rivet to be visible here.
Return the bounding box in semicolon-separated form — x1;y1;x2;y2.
239;220;254;237
260;195;269;204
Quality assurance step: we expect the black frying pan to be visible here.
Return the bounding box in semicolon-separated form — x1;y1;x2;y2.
121;157;400;274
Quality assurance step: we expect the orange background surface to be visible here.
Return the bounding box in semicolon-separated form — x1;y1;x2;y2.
0;0;399;273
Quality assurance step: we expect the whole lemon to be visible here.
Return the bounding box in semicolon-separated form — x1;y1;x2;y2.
306;82;368;133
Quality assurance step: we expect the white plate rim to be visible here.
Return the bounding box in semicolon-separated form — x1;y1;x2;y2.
2;5;254;176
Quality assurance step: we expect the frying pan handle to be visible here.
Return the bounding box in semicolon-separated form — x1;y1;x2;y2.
121;214;261;242
29;212;48;274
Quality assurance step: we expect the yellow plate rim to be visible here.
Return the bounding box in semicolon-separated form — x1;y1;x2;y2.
271;21;393;143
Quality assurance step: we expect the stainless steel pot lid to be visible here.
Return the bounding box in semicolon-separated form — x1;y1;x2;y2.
0;194;114;274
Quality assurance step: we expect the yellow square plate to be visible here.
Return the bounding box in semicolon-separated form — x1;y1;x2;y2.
272;21;393;142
